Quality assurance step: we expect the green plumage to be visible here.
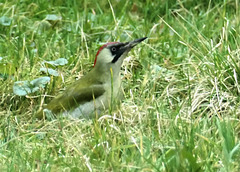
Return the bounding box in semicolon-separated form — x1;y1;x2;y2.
35;37;147;119
36;72;106;119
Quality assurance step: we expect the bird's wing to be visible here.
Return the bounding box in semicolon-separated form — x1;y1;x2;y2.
35;77;106;119
46;78;105;114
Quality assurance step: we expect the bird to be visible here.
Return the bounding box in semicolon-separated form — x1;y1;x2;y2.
36;37;147;119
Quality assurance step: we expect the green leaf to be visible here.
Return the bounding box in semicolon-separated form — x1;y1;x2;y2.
36;133;47;140
40;67;59;76
0;16;12;26
151;64;164;73
45;58;68;66
13;77;51;96
30;76;51;88
45;14;62;21
13;81;32;96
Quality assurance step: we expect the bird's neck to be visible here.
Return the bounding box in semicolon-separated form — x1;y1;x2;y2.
91;64;122;102
92;64;121;83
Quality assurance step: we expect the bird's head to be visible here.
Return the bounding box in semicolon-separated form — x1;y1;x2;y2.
93;37;147;69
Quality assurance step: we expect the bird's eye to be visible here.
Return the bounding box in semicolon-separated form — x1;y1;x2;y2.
111;47;116;52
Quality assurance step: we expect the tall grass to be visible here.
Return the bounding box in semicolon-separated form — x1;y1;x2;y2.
0;0;239;171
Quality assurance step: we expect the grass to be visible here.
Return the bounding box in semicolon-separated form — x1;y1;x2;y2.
0;0;240;171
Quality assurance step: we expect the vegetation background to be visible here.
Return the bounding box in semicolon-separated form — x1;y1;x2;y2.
0;0;239;171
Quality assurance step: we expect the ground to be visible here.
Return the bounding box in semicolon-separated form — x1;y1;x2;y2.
0;0;240;171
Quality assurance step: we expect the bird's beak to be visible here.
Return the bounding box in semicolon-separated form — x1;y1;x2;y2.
124;37;147;49
110;37;147;64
